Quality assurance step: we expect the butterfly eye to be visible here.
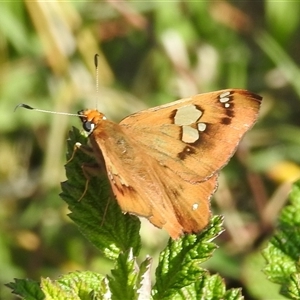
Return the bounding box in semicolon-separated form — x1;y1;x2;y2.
83;121;95;134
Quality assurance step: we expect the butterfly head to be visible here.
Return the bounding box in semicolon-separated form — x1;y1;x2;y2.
78;109;107;135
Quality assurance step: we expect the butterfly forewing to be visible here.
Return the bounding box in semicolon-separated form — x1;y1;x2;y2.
119;89;262;182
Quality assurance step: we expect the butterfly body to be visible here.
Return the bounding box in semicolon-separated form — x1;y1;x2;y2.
78;89;262;239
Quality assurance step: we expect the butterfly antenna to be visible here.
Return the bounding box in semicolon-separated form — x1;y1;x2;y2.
94;53;99;110
14;103;82;117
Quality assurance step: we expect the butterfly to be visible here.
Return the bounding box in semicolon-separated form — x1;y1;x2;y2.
77;89;262;239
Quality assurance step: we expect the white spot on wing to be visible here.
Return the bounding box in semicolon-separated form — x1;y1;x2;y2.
182;125;199;143
219;91;232;108
219;91;231;100
174;105;203;125
192;203;199;210
198;123;206;132
219;96;230;103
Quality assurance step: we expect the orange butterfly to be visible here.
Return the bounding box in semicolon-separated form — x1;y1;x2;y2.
76;89;262;239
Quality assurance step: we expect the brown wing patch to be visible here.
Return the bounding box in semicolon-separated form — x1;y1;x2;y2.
177;145;196;160
221;117;232;125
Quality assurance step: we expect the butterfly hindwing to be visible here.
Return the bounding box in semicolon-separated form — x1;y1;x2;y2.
89;123;216;239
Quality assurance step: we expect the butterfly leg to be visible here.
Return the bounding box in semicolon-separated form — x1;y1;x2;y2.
66;142;95;165
78;163;113;226
66;139;112;225
66;141;106;200
77;163;100;201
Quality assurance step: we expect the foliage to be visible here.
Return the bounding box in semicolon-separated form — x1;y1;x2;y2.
2;1;300;299
262;181;300;299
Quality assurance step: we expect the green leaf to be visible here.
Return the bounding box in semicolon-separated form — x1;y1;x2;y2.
262;180;300;299
224;288;243;300
5;278;45;300
60;127;141;260
243;250;286;299
154;216;222;295
26;271;104;300
56;271;106;299
108;249;152;300
136;256;152;299
285;273;300;299
41;277;77;300
152;216;240;299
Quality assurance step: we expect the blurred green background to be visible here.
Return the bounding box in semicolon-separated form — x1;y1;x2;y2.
1;1;300;299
